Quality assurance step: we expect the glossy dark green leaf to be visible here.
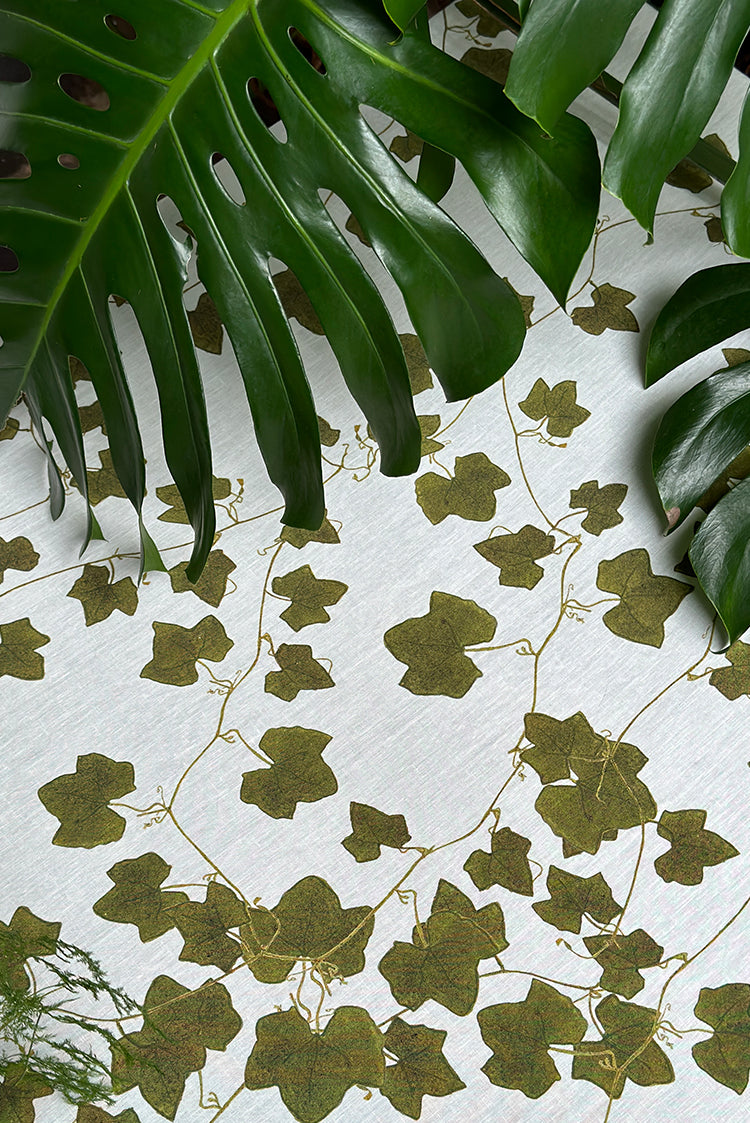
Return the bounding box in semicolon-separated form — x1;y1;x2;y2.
722;89;750;256
689;477;750;643
505;0;645;133
653;364;750;530
385;0;427;33
646;264;750;386
602;0;750;235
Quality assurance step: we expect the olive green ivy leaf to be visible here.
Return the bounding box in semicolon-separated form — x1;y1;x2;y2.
384;590;497;698
280;516;340;549
69;356;91;384
67;564;138;627
502;277;534;329
522;711;657;855
173;882;247;974
140;616;233;687
380;1018;465;1119
417;415;444;458
168;550;236;608
597;549;692;647
92;853;189;942
317;417;340;447
0;417;19;440
722;347;750;369
264;644;335;702
532;867;622;934
345;211;372;247
666;157;713;193
570;481;628;536
461;47;513;87
273;268;324;335
710;640;750;700
240;876;373;985
571;284;639;336
653;809;739;885
271;565;348;631
456;0;504;38
389;129;424;164
572;994;674;1098
0;536;39;583
379;880;507;1017
37;753;135;849
111;975;241;1121
79;398;107;435
187;292;223;355
464;827;533;895
583;930;664;1000
0;618;51;681
518;379;590;437
342;802;411;862
474;525;556;590
70;448;127;506
0;907;60;993
415;453;510;524
477;980;587;1099
0;1063;53;1123
76;1105;142;1123
245;1006;384;1123
156;477;231;524
401;333;433;395
692;983;750;1094
240;727;337;820
697;445;750;514
705;214;725;243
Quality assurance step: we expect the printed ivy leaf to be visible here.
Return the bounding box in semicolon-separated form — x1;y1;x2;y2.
456;0;504;36
722;347;750;368
37;753;135;848
379;880;507;1016
76;1106;142;1123
532;867;622;934
571;284;639;336
0;1063;53;1122
417;414;444;458
697;445;750;512
0;536;39;583
464;827;533;895
240;726;337;819
111;975;241;1120
693;983;750;1093
0;416;19;440
473;525;555;589
380;1018;465;1118
0;618;50;680
583;930;664;999
666;156;713;193
502;277;534;328
461;46;512;85
389;129;423;163
140;616;233;686
415;452;510;524
79;398;107;435
71;448;127;506
280;516;340;549
0;907;60;993
342;802;411;862
653;809;739;885
522;712;657;854
168;549;236;607
156;476;231;523
69;355;91;382
173;882;247;973
271;565;347;631
274;268;324;334
705;214;724;243
67;564;138;626
264;643;334;701
477;980;587;1099
240;875;373;984
92;853;189;941
384;590;497;698
245;1006;384;1123
597;549;692;647
570;481;628;536
188;291;223;354
317;416;340;447
344;211;371;247
518;378;590;437
400;333;433;395
572;994;674;1098
710;640;750;700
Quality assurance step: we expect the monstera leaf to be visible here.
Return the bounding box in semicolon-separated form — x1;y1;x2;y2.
0;0;600;578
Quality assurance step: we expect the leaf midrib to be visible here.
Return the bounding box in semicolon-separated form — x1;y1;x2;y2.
22;0;250;389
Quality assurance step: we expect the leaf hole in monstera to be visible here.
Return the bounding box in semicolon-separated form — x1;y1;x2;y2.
58;72;110;111
0;55;31;84
0;246;19;273
211;153;246;207
0;151;31;179
247;77;288;142
156;194;192;249
288;26;327;75
104;13;137;40
57;153;80;170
